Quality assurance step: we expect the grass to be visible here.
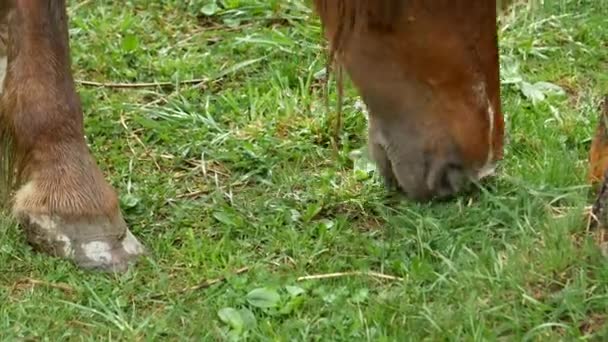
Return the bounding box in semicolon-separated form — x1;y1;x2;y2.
1;0;608;340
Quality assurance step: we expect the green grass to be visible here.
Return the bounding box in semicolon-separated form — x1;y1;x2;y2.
2;0;608;340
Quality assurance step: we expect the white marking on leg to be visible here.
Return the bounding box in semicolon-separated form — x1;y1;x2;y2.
476;98;497;180
82;241;112;264
26;213;58;233
485;99;495;165
472;81;497;180
57;234;73;256
476;159;497;179
33;215;54;230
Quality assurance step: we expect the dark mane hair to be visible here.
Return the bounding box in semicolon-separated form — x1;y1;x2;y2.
312;0;405;148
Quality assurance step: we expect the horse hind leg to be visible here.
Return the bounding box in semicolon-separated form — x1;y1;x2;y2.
0;0;144;272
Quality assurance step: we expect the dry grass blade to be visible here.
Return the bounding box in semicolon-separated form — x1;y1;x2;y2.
297;271;403;282
152;267;250;299
76;78;209;89
68;0;93;14
182;266;250;292
13;278;75;294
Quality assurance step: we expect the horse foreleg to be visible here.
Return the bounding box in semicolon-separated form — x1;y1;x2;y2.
0;0;144;272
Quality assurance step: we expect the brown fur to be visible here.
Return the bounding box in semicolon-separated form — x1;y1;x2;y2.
0;0;119;218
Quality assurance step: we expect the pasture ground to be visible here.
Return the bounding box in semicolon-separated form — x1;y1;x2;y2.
2;0;608;340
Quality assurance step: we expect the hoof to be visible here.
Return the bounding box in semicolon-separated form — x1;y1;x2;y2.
17;211;145;272
13;180;145;272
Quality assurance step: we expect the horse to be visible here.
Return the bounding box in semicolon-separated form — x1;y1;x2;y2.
0;0;508;272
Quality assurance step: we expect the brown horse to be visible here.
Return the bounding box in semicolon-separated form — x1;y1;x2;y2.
0;0;503;271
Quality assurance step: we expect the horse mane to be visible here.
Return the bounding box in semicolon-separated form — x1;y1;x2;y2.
312;0;404;148
314;0;404;58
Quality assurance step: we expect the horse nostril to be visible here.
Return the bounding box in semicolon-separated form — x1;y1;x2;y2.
427;159;468;198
